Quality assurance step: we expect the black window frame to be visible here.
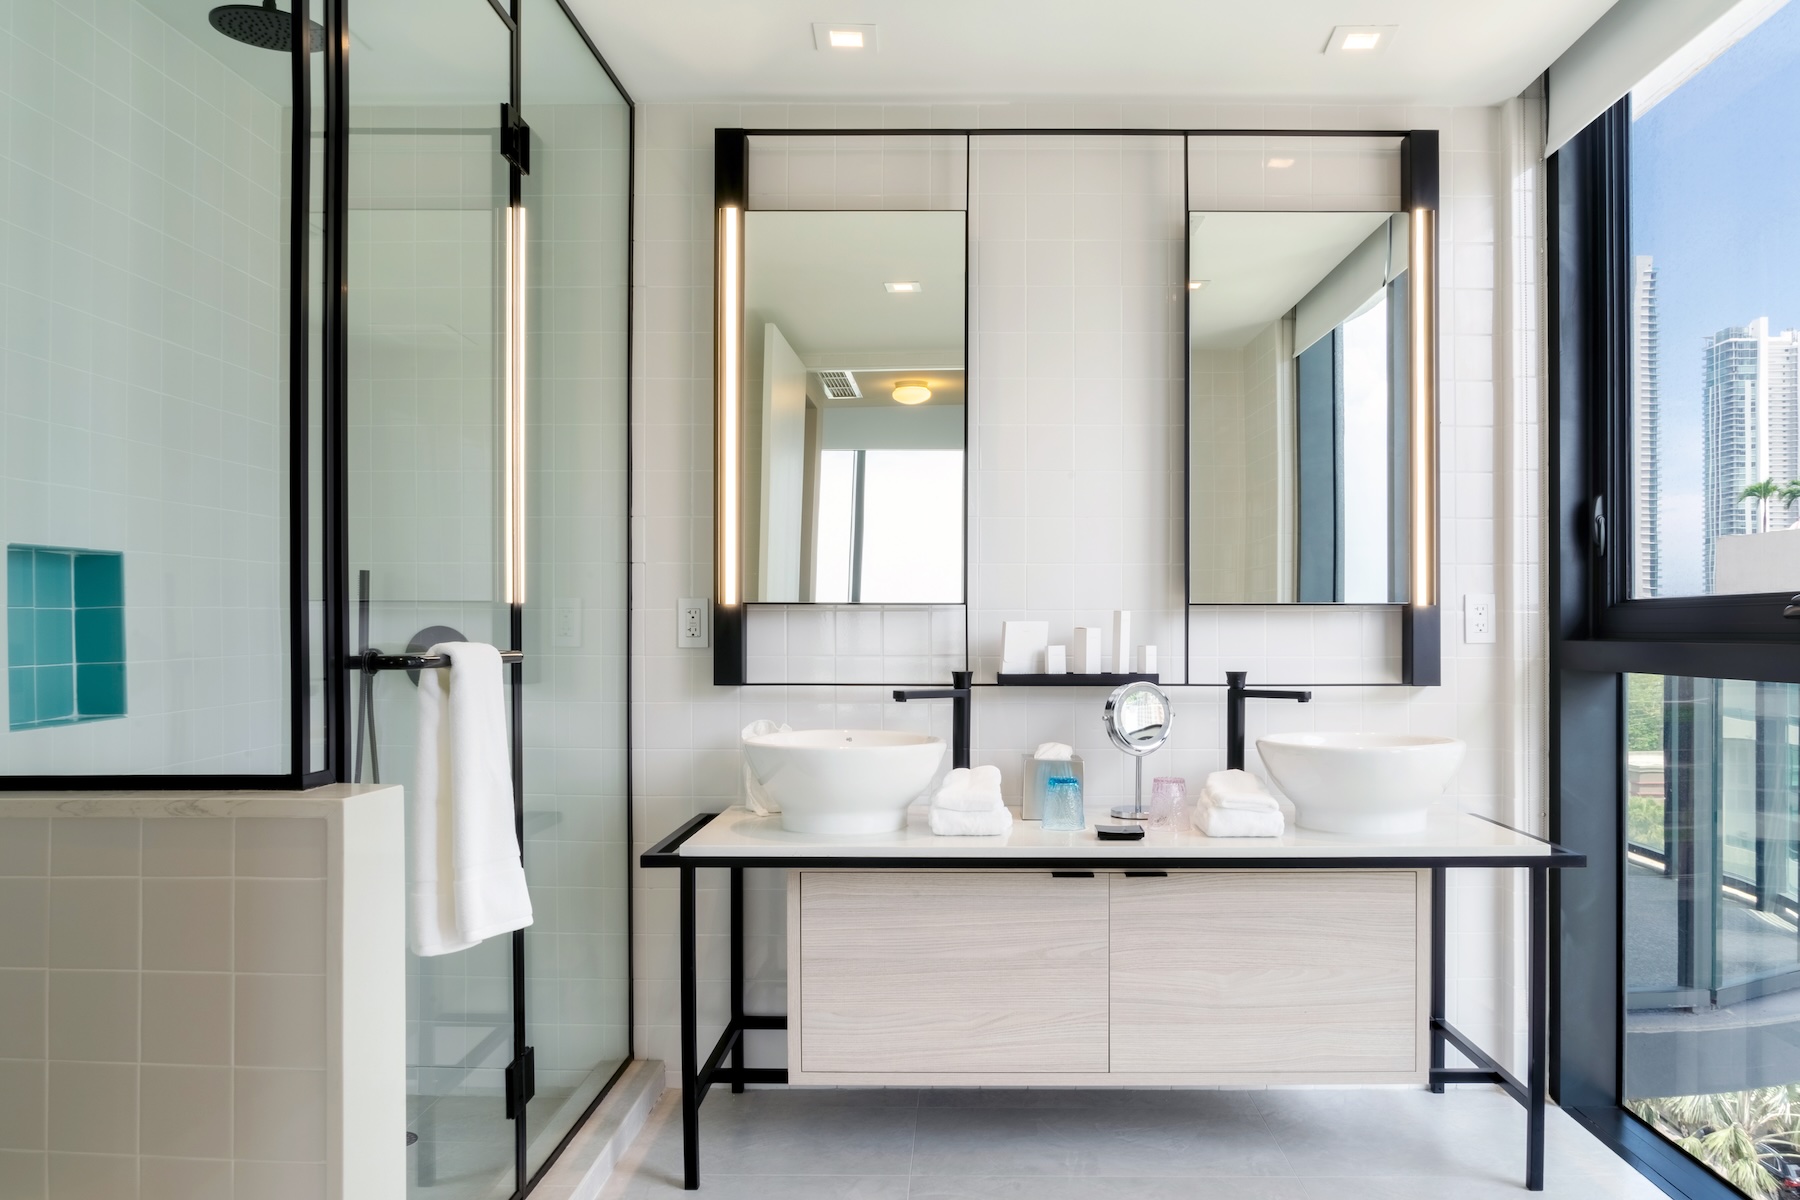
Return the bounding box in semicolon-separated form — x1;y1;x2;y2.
1551;96;1800;1200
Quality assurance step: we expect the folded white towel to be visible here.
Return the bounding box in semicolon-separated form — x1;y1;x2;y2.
740;720;791;814
1204;769;1271;799
929;805;1014;836
938;764;1003;792
410;643;534;957
1034;742;1075;761
1192;796;1284;838
932;766;1005;811
1201;783;1281;813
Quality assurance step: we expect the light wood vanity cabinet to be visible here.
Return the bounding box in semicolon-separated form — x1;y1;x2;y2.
789;868;1429;1085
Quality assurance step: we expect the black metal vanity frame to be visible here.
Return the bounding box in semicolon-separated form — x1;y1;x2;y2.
643;812;1585;1192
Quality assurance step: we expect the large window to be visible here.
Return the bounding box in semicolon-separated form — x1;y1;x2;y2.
1556;9;1800;1199
1629;3;1800;598
1625;674;1800;1198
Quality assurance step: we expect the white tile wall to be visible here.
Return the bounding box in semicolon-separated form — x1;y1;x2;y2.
632;100;1539;1081
0;816;329;1199
0;0;289;773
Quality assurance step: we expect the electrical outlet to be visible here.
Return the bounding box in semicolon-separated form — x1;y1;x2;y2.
678;598;709;649
552;599;581;648
1464;593;1496;644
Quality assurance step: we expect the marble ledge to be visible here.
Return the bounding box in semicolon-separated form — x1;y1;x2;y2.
0;783;402;819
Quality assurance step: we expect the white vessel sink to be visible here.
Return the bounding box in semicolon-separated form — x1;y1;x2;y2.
1256;732;1465;836
742;729;946;834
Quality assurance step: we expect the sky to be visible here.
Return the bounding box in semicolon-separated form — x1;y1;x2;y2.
1631;0;1800;596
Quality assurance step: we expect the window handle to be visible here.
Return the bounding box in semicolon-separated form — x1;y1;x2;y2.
1592;496;1606;557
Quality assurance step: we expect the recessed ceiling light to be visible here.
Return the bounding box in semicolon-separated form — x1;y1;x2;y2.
1267;158;1295;169
813;22;878;51
884;281;921;294
892;380;932;405
1325;25;1396;54
830;29;863;47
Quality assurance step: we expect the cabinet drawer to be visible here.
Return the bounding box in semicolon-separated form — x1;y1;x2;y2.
795;871;1109;1075
1109;870;1426;1079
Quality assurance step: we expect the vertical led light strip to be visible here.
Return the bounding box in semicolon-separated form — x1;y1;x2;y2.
1410;206;1437;608
504;204;528;606
718;205;741;606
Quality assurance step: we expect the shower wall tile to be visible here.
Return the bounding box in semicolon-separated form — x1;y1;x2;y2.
0;789;405;1200
0;0;287;771
632;100;1536;1085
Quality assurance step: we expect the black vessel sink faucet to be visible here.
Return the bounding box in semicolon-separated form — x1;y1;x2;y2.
1225;670;1311;771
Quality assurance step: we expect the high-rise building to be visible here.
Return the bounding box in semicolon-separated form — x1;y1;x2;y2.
1703;317;1800;590
1631;257;1662;597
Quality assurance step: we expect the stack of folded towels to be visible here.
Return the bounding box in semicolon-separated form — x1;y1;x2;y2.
928;764;1013;836
1194;769;1285;837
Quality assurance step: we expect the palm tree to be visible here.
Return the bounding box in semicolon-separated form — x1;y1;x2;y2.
1780;479;1800;528
1632;1087;1800;1198
1741;478;1780;533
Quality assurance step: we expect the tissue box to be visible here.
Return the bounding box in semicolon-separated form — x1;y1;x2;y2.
1021;753;1084;820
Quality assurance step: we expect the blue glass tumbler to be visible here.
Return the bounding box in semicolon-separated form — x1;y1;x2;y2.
1042;775;1085;832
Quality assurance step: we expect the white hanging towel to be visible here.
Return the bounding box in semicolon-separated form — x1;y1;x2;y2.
410;642;533;957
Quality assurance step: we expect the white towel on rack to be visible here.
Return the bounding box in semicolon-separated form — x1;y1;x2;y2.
410;642;533;957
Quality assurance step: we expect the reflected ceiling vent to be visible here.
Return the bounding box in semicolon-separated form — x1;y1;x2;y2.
816;370;861;400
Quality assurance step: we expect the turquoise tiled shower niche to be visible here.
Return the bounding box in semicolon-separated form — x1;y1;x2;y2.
7;546;126;731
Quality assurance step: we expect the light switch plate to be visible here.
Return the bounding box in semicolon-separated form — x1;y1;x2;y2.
552;599;582;647
1463;593;1496;644
678;598;709;648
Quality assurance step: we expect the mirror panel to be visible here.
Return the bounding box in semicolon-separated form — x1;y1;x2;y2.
741;209;966;604
1187;211;1412;604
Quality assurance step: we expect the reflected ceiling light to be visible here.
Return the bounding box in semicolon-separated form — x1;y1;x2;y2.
884;280;922;293
892;380;931;405
1267;157;1295;168
813;22;877;50
1187;280;1208;290
1325;25;1396;53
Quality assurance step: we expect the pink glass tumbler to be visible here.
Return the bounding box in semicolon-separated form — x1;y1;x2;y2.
1148;776;1188;830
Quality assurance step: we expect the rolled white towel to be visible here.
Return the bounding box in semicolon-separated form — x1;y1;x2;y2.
1192;796;1283;838
932;766;1005;811
928;805;1014;836
1034;742;1075;761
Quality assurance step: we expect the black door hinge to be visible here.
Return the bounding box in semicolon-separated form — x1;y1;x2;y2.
505;1045;536;1119
501;102;531;174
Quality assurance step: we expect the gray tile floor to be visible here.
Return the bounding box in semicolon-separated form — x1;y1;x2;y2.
599;1087;1670;1200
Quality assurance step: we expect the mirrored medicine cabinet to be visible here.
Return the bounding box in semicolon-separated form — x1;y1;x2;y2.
710;127;1440;687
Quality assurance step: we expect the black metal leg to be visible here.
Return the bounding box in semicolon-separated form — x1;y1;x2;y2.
1430;866;1447;1093
1527;865;1548;1191
730;867;746;1094
680;866;700;1190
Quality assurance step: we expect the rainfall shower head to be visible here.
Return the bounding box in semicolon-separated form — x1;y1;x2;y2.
208;0;322;52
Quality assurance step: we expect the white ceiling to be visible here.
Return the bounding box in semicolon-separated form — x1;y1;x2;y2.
1188;211;1389;349
565;0;1617;106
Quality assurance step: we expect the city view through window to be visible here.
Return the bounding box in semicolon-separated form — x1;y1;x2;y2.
1631;1;1800;598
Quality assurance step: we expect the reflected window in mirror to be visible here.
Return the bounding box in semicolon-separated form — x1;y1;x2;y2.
1188;211;1412;604
739;209;966;604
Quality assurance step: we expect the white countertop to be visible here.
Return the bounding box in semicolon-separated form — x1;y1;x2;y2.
0;784;402;818
673;804;1570;864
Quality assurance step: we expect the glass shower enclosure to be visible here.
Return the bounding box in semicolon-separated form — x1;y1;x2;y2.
339;2;631;1198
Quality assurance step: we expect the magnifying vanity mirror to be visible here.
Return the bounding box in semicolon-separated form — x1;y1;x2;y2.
738;209;966;604
1104;680;1172;820
1188;211;1415;604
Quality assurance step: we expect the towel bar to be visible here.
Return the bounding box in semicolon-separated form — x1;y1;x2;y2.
352;649;524;673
